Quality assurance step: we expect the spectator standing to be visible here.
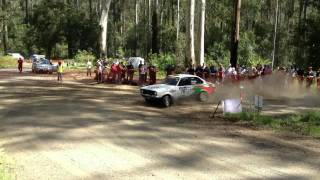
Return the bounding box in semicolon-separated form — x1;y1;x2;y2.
57;61;63;82
218;64;225;83
306;67;315;89
86;60;92;77
165;64;175;76
296;68;304;86
209;64;217;82
17;58;23;73
126;62;135;84
195;65;204;78
139;63;147;86
317;68;320;90
187;65;195;75
97;60;103;83
119;62;127;84
148;64;157;85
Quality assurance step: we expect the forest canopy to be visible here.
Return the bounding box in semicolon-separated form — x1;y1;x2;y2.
0;0;319;68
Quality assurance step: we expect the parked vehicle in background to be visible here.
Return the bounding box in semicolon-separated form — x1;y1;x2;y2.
128;57;145;68
140;74;216;107
8;53;24;60
30;54;45;62
32;58;58;74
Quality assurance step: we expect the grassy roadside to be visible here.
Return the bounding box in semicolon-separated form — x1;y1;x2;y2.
0;150;12;180
225;111;320;138
0;56;16;69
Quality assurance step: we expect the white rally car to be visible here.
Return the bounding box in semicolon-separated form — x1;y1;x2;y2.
140;74;216;107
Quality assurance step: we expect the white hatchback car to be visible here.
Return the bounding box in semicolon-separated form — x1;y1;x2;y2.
140;74;216;107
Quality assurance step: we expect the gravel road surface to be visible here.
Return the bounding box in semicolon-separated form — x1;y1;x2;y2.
0;69;319;180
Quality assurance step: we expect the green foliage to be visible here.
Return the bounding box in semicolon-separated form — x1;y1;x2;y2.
0;149;13;180
226;112;320;137
149;53;176;71
74;50;96;63
0;56;16;68
29;1;67;58
1;0;320;69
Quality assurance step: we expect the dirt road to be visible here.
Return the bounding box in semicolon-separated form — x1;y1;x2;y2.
0;69;319;180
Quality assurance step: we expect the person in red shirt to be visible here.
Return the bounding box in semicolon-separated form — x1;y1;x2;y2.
110;63;118;83
17;58;23;73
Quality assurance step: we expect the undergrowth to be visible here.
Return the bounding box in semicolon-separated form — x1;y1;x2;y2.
226;111;320;137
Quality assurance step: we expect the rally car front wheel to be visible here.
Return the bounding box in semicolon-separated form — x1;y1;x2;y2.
162;95;172;107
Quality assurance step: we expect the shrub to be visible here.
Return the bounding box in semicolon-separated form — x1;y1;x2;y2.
149;53;176;71
74;50;96;64
0;56;16;68
225;112;320;137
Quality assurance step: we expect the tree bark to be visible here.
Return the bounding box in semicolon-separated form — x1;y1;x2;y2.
186;0;195;67
176;0;180;41
272;0;279;69
199;0;206;66
25;0;29;24
135;0;139;56
151;0;159;54
230;0;241;68
99;0;112;57
89;0;92;19
2;0;8;55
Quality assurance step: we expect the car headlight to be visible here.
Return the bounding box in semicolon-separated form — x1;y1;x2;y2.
154;92;157;96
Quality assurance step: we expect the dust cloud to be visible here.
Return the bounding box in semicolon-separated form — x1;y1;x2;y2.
211;73;320;109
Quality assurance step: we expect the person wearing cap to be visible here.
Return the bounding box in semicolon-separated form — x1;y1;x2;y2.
17;58;23;73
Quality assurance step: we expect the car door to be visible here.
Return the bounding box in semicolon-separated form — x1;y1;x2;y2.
178;77;193;97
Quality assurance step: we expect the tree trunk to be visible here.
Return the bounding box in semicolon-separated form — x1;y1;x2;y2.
25;0;29;24
151;0;159;54
272;0;279;69
199;0;206;66
230;0;241;68
186;0;195;67
99;0;112;57
135;0;139;56
89;0;92;18
2;0;8;55
176;0;180;41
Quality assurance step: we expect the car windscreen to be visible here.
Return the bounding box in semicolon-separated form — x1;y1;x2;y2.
39;59;50;64
163;77;179;86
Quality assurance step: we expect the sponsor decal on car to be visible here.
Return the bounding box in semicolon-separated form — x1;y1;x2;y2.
194;85;215;95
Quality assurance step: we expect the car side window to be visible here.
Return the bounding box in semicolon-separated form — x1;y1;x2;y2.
190;77;203;85
178;78;191;86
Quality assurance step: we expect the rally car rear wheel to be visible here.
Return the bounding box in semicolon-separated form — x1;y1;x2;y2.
199;92;209;102
162;95;172;107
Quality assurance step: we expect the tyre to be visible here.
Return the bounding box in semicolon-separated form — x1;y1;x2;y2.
145;98;153;104
199;92;209;102
162;95;172;107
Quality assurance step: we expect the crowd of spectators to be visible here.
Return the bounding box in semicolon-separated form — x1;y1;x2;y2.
185;64;320;89
88;58;320;90
91;59;157;86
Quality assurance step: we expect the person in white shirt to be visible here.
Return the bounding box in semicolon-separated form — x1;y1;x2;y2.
87;60;93;77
